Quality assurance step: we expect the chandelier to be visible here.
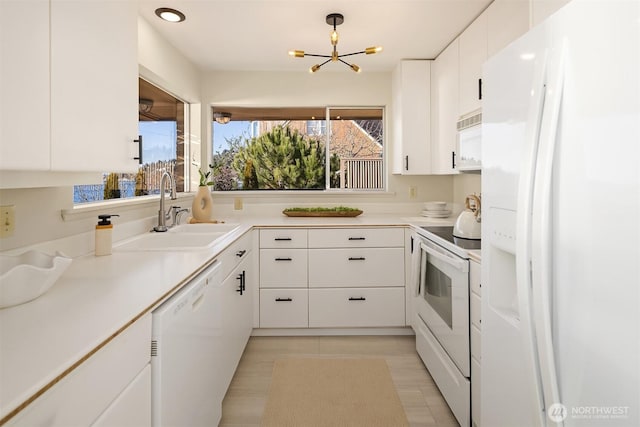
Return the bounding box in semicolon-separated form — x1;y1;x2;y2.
288;13;382;73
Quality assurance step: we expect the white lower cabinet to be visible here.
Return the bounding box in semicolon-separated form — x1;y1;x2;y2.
308;288;405;328
260;289;309;328
92;364;151;427
7;315;151;426
258;227;407;330
308;248;405;288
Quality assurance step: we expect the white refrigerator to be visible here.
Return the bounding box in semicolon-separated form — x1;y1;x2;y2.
481;1;639;426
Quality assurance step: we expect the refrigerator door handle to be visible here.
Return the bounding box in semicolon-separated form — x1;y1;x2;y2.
531;42;567;426
515;46;550;427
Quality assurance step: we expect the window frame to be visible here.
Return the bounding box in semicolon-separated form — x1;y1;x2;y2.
211;106;386;193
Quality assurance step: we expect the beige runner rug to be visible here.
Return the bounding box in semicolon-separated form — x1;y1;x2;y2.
261;358;409;427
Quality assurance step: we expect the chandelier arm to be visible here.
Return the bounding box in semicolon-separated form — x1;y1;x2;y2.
338;58;354;67
318;58;332;67
338;50;367;58
305;53;332;58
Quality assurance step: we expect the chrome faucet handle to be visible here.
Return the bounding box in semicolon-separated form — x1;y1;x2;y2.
170;206;189;226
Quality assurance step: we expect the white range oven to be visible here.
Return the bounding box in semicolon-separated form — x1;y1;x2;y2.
410;226;480;427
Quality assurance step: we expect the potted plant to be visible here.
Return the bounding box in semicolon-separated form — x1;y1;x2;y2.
192;165;215;222
103;173;121;199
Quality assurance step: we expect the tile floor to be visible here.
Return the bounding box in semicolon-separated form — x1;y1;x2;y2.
220;335;458;426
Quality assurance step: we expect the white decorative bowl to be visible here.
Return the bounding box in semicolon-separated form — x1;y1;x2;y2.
0;250;72;309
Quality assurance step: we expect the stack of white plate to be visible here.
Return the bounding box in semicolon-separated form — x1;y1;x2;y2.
421;201;452;218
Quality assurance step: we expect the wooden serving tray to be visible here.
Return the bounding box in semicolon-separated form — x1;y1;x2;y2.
282;210;363;218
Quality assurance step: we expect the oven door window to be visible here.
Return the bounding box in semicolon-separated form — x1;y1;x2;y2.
423;254;453;328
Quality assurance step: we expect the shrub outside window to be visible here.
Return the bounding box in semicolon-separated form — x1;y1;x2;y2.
211;107;383;191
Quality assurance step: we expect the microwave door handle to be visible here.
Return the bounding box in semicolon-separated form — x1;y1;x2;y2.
420;243;468;273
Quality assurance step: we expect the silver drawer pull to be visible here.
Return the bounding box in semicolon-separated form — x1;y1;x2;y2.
348;237;366;241
274;237;292;241
348;297;366;301
348;257;366;261
275;257;293;261
275;298;293;302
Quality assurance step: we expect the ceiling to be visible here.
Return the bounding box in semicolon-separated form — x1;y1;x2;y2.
138;0;493;73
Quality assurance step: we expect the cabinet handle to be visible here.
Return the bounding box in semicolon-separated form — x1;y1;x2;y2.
348;237;366;241
348;297;366;301
236;249;246;258
478;78;483;100
275;257;292;261
275;298;293;302
274;237;292;241
405;155;409;171
236;271;245;295
133;135;143;164
348;257;366;261
452;151;456;169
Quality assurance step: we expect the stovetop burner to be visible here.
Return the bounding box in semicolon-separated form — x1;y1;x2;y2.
420;226;481;251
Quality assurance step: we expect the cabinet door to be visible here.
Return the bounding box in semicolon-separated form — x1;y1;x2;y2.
7;315;151;426
221;255;253;392
50;0;138;172
431;39;460;174
260;289;309;328
392;60;432;175
459;13;487;115
308;248;405;288
0;0;50;170
487;0;530;57
92;364;151;427
308;287;405;327
259;248;308;288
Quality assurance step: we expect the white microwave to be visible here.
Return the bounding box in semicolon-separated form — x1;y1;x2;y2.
456;110;482;171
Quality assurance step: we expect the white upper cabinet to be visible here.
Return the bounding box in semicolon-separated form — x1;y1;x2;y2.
0;0;139;174
458;12;487;116
50;0;138;172
0;0;51;171
487;0;530;57
392;60;432;175
430;39;460;175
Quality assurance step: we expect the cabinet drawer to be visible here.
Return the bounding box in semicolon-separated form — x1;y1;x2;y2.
259;249;307;288
8;315;151;426
260;289;308;328
308;287;405;327
259;228;307;248
92;364;151;427
471;324;481;361
471;292;481;329
308;228;404;248
220;231;253;280
308;248;404;288
470;260;481;296
471;356;481;427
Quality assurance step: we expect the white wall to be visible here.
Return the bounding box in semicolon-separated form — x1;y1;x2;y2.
201;69;454;216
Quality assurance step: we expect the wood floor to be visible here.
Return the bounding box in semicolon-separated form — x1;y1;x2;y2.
220;335;458;426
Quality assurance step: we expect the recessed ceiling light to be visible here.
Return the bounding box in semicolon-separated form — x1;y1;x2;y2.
155;7;186;23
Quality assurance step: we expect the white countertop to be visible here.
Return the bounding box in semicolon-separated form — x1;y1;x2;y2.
0;214;459;421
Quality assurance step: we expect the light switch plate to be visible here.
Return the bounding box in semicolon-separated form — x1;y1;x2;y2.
0;205;15;238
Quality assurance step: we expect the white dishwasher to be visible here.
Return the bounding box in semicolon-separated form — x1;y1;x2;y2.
151;261;223;427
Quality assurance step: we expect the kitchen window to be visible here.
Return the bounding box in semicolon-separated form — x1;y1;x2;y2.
211;107;384;191
73;78;188;204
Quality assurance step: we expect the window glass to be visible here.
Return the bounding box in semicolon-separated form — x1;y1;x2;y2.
211;107;383;191
73;79;187;204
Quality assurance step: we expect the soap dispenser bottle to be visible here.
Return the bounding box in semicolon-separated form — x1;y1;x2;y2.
95;214;119;256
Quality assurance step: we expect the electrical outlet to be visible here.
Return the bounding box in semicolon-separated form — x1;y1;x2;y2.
0;205;16;238
234;198;243;210
409;186;417;199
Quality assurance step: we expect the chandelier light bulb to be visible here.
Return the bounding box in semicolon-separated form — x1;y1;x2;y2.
310;64;321;73
350;64;361;73
365;46;383;55
330;30;339;46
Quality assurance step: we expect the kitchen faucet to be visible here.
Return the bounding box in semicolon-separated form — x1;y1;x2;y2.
154;172;177;232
